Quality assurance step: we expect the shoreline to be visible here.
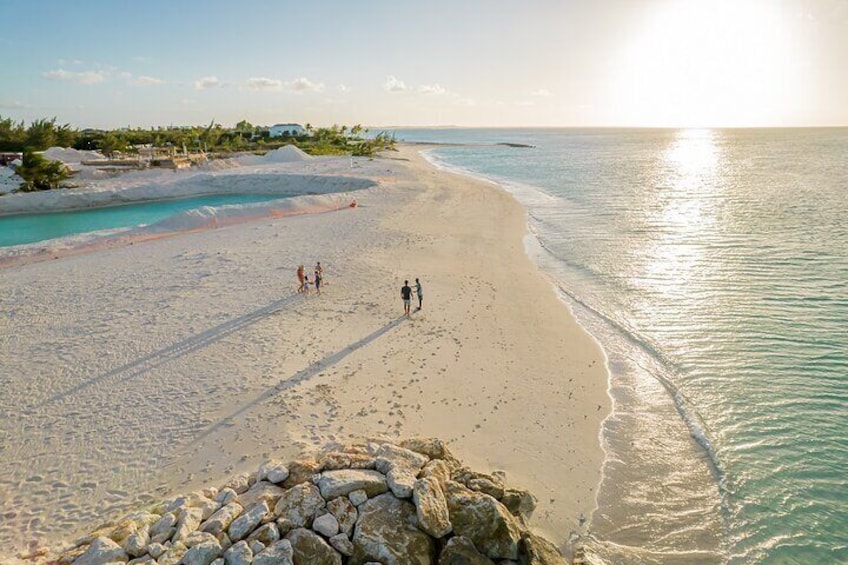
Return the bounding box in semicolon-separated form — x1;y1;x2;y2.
0;145;610;557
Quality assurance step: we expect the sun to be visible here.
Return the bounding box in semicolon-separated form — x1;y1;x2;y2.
607;0;803;127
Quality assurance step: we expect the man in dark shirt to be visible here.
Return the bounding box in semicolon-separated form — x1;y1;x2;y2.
401;280;413;317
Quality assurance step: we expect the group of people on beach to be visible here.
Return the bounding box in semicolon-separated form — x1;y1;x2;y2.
401;278;423;317
297;262;323;295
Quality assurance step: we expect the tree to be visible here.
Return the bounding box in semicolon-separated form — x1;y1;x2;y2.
16;149;71;191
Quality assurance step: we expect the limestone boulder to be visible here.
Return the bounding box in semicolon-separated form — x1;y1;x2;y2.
173;507;204;543
399;438;459;467
184;531;218;548
326;496;357;536
247;523;280;546
501;488;538;519
155;541;186;565
452;469;505;500
420;459;451;485
123;526;149;557
374;444;429;498
438;536;496;565
350;493;434;565
181;540;222;565
149;513;177;544
281;458;323;488
312;513;340;538
215;489;238;506
444;481;521;560
273;483;326;527
522;532;567;565
257;459;290;484
228;501;270;542
319;452;376;471
72;537;128;565
236;481;286;510
200;503;244;536
328;533;354;557
222;541;251;565
412;477;452;538
316;469;388;500
285;528;342;565
222;474;251;495
251;539;294;565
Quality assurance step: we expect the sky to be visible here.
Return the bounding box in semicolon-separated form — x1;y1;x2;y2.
1;0;846;129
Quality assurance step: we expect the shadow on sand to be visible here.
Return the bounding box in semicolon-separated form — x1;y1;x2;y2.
34;294;302;410
190;315;407;445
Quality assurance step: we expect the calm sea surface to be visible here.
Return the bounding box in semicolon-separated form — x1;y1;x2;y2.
392;128;848;564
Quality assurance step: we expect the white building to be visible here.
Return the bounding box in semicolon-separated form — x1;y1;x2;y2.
268;123;306;138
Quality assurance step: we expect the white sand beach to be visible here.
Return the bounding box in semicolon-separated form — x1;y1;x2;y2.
0;146;609;556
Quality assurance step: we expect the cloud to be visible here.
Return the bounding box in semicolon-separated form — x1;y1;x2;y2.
130;75;164;86
418;83;446;95
338;84;351;93
246;77;283;90
455;97;476;107
530;88;553;97
287;77;324;92
195;76;223;89
384;75;407;92
42;69;107;85
0;101;26;109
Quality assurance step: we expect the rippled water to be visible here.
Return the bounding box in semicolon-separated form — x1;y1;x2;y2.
0;193;290;247
395;128;848;564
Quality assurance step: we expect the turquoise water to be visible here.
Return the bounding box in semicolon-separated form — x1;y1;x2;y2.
0;193;289;247
396;128;848;564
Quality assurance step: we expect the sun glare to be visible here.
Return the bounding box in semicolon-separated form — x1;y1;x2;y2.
609;0;801;127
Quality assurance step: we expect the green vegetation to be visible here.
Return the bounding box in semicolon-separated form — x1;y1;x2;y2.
15;150;71;192
0;116;395;192
0;115;394;157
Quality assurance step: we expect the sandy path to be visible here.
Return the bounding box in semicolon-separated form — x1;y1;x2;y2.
0;146;609;555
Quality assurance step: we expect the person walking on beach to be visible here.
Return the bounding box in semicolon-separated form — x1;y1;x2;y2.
302;274;311;295
296;265;305;293
315;261;324;281
414;278;423;310
314;267;322;295
401;280;413;317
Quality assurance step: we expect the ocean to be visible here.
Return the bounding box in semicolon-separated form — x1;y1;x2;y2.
390;128;848;564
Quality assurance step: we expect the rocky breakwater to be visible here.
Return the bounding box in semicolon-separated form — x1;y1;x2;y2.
42;438;567;565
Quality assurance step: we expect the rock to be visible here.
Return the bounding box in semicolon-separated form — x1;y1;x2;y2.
210;560;224;565
273;483;326;527
180;541;222;565
521;532;567;565
285;528;341;565
128;557;156;565
247;523;280;546
312;513;340;538
228;502;269;542
222;541;252;565
184;532;218;548
215;489;238;506
452;469;505;500
215;533;232;553
375;444;428;499
202;487;219;500
173;508;204;543
328;533;354;557
281;458;323;488
200;503;244;536
73;537;128;565
146;544;167;560
222;474;251;495
257;459;290;484
348;490;368;507
420;459;452;485
315;470;388;500
412;477;452;538
501;489;537;518
236;481;286;510
399;438;458;466
351;493;435;565
156;542;186;565
150;514;177;544
319;452;376;471
124;526;150;557
326;497;357;536
249;541;265;555
438;536;496;565
444;481;521;560
252;540;294;565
